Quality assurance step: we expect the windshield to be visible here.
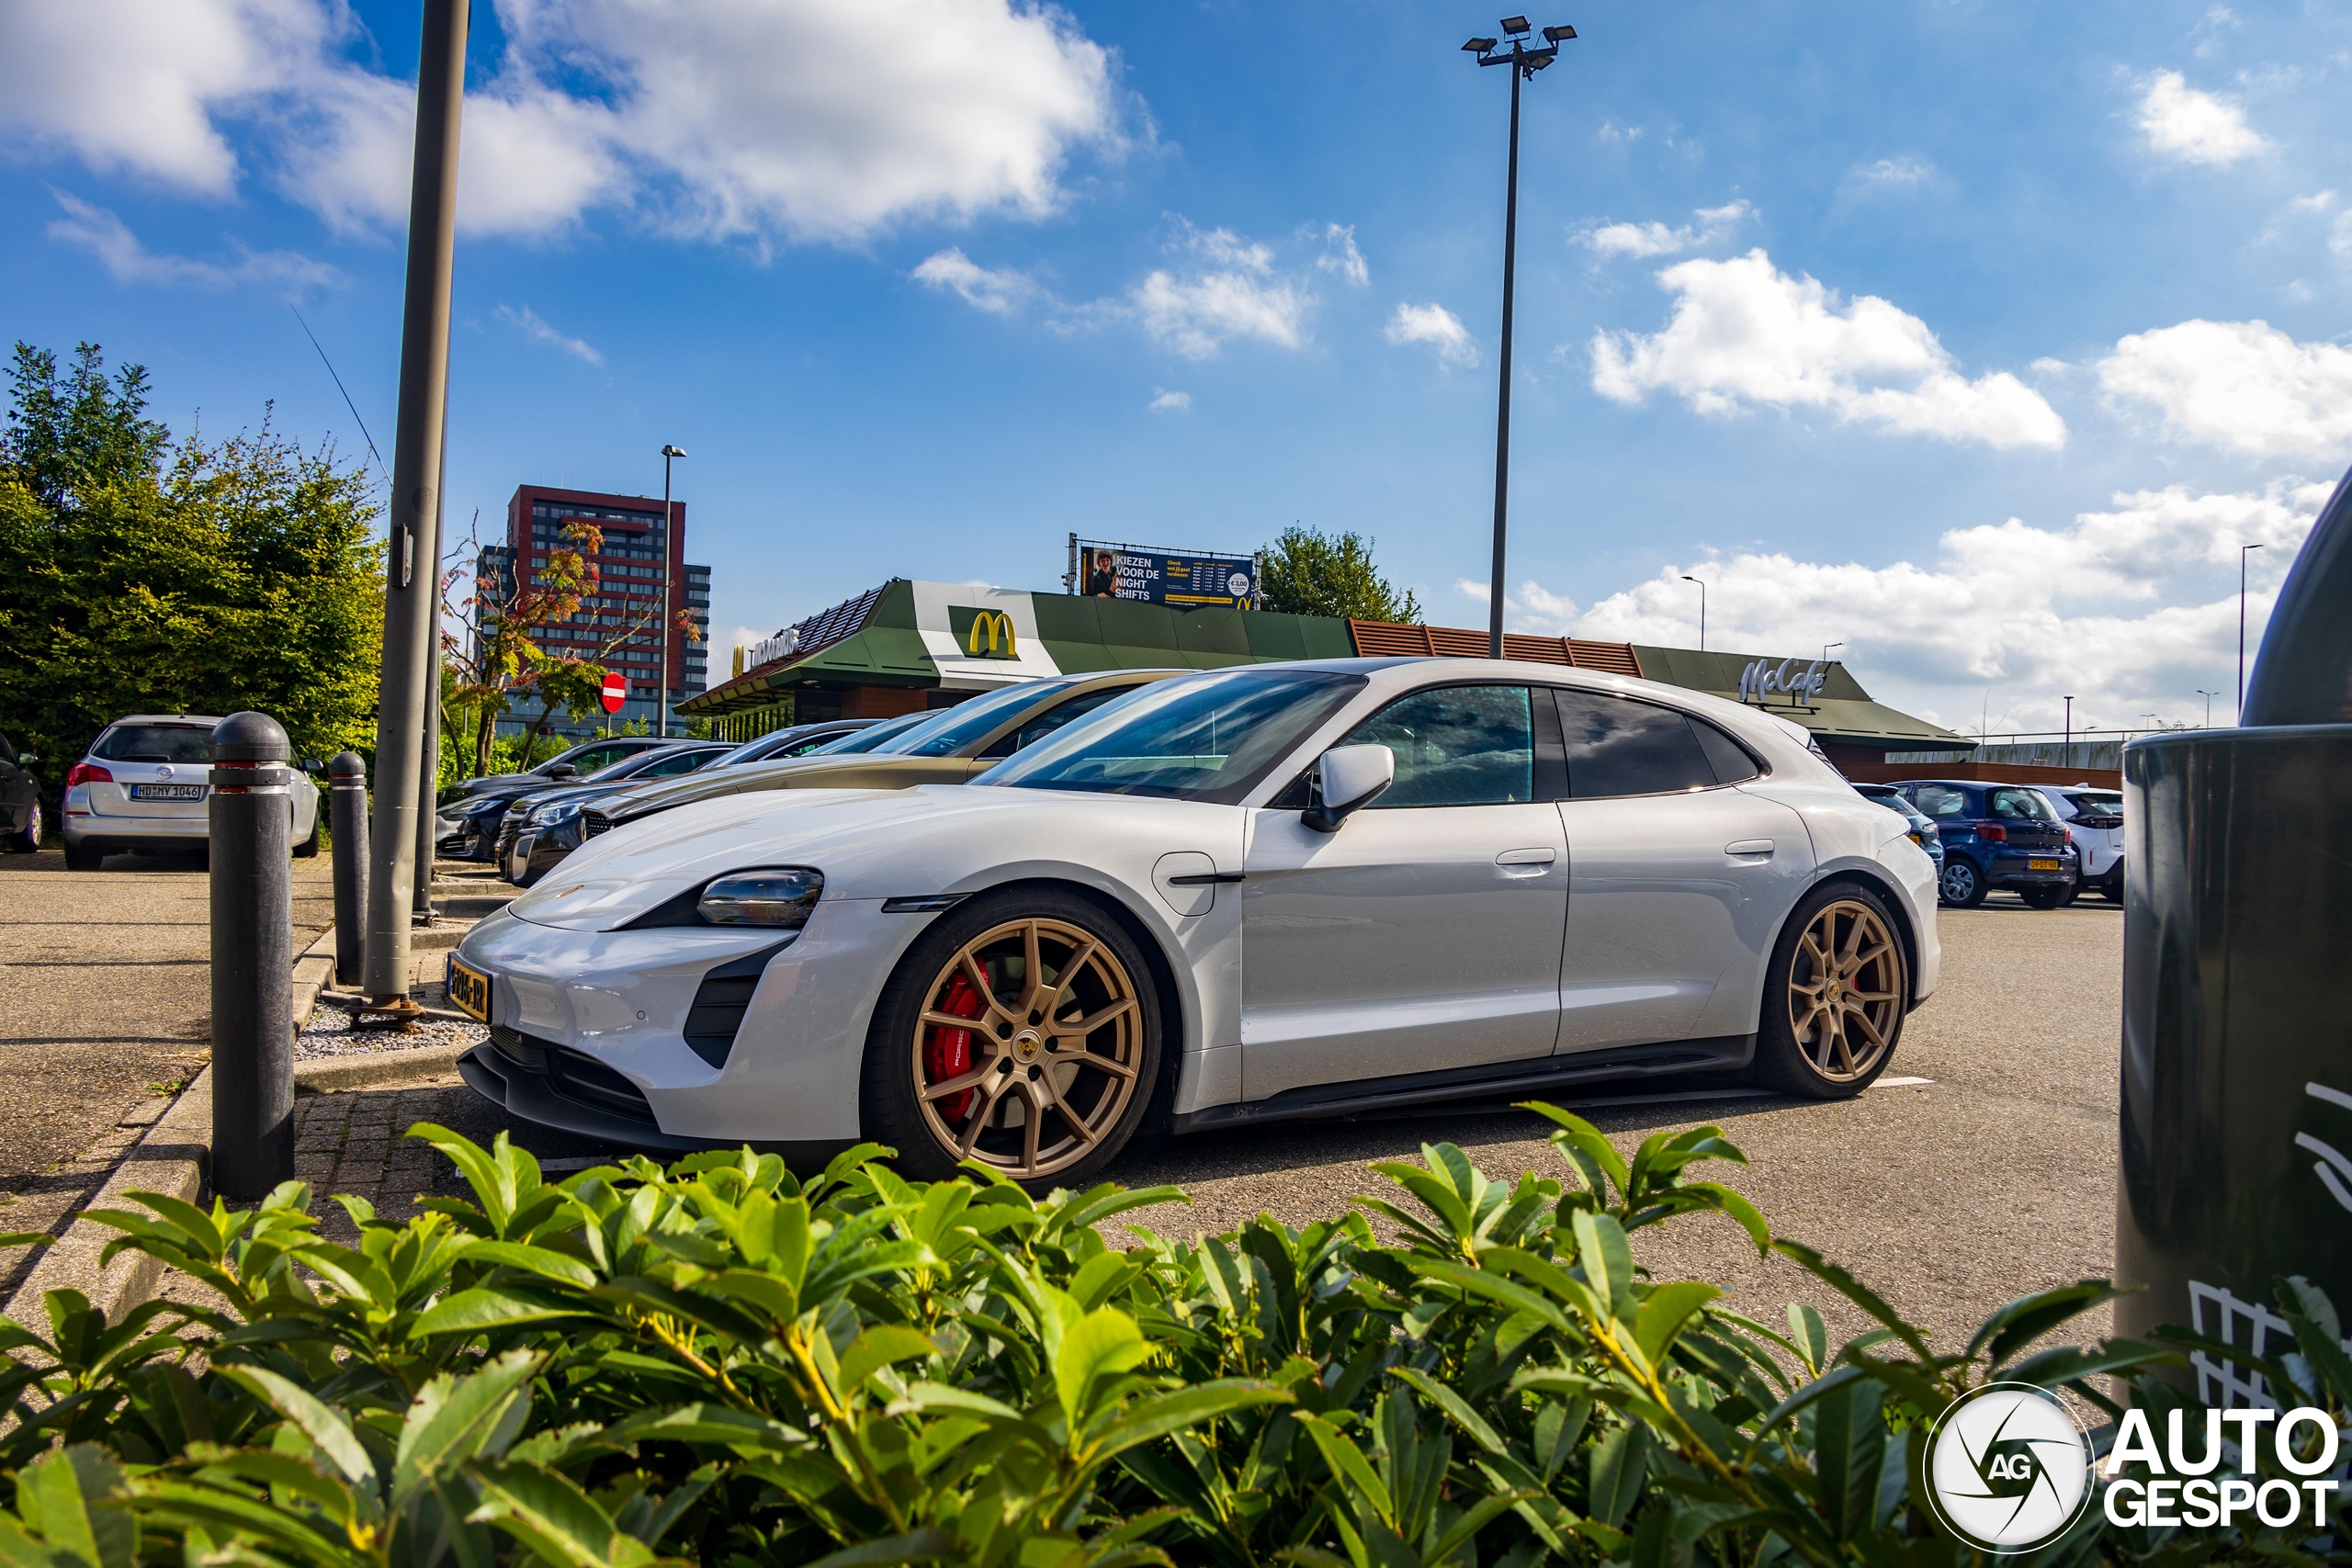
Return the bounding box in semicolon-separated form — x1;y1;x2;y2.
808;711;932;755
1989;787;2058;821
93;724;215;763
871;681;1074;758
982;668;1366;802
2069;792;2123;814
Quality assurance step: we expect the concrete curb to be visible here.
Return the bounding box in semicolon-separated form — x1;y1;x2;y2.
294;1043;466;1095
1;1068;211;1328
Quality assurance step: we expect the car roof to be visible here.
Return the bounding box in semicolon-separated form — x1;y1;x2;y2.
101;716;226;727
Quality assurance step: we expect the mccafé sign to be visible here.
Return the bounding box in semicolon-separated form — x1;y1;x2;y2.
1737;656;1831;704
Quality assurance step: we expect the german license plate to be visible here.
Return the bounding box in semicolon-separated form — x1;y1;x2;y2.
2029;858;2061;871
130;784;206;800
446;955;492;1022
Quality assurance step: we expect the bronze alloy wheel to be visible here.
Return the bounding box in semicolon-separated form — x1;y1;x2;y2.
908;916;1143;1181
1784;898;1904;1082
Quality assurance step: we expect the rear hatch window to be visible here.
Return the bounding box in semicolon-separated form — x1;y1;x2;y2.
93;725;214;764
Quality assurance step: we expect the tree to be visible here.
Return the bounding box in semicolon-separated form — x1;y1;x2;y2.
439;513;701;778
0;342;382;774
1257;525;1422;623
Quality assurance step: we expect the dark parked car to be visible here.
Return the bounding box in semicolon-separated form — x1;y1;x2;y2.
0;731;41;853
1851;783;1943;876
436;737;700;860
1897;779;2079;908
495;720;881;886
438;735;681;808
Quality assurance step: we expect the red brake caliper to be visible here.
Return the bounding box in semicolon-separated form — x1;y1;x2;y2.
925;972;986;1121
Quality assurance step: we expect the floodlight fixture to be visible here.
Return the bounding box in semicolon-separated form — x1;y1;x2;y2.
1500;16;1532;34
1529;52;1554;68
1463;35;1498;51
1544;24;1577;40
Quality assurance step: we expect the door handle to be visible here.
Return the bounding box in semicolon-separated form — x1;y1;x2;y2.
1496;847;1557;866
1724;839;1774;857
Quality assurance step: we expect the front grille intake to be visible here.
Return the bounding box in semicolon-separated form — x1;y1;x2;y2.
582;809;613;839
487;1024;655;1123
682;941;793;1068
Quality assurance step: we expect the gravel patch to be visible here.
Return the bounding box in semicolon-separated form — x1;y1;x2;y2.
297;995;486;1060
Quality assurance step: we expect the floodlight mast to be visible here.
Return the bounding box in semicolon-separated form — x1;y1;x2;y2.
1464;19;1575;659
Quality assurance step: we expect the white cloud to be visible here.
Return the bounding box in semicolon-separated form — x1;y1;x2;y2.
44;189;342;288
2192;5;2241;58
2334;210;2352;263
1589;249;2066;449
0;0;1120;244
2133;69;2268;166
494;303;604;366
910;247;1036;314
1128;221;1312;358
1547;477;2333;731
1454;578;1581;636
2098;319;2352;457
1577;199;1751;260
1595;119;1643;145
1385;302;1480;367
1844;156;1935;192
1148;389;1191;412
1316;223;1368;287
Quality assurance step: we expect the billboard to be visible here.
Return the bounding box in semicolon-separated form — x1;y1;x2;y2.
1071;538;1259;608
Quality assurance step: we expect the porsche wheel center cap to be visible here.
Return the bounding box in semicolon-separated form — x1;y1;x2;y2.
1012;1032;1043;1061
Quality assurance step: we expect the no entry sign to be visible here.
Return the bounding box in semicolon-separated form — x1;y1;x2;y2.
600;671;628;714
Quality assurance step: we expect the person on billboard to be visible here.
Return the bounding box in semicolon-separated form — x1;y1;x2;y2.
1083;549;1120;598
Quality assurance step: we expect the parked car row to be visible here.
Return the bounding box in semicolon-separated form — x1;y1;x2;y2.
58;715;323;871
442;657;1946;1188
1855;778;2123;908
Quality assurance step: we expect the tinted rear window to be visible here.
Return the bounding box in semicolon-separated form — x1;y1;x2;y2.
1912;784;1970;818
1555;690;1719;797
1989;788;2056;821
94;724;214;763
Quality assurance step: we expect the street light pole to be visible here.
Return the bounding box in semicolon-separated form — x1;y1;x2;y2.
1822;640;1844;663
2196;688;2218;728
2238;543;2262;722
2064;695;2074;772
658;445;685;737
1680;574;1705;650
362;0;467;1011
1465;18;1574;659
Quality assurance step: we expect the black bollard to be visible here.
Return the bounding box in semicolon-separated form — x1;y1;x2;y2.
209;712;295;1200
328;752;368;989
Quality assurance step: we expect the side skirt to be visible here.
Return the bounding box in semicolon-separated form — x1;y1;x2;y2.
1170;1034;1757;1134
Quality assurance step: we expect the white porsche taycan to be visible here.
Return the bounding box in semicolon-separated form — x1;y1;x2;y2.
447;658;1939;1188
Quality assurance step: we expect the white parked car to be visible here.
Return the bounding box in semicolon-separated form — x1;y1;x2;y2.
2034;784;2125;903
62;715;321;871
446;659;1941;1188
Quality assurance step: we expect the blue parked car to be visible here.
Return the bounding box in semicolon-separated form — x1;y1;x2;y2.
1852;784;1944;877
1896;779;2080;908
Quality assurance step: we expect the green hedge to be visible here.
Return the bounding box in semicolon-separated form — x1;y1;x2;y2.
0;1107;2337;1566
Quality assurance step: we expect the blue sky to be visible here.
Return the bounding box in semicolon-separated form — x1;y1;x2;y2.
5;0;2348;737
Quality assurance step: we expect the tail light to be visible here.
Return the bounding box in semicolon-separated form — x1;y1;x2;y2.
1980;823;2007;842
65;761;112;790
2064;828;2074;845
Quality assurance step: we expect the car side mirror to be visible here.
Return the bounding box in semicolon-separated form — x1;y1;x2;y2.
299;758;324;775
548;763;577;781
15;753;34;768
1302;744;1395;832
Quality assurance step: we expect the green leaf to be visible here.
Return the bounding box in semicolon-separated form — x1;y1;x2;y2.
837;1325;940;1398
1769;1238;1937;1369
800;1529;960;1568
1085;1381;1295;1465
1056;1306;1153;1431
1812;1374;1886;1542
1292;1412;1394;1529
1520;1102;1631;1195
1964;1280;2121;1369
1633;1280;1721;1367
1588;1421;1649;1529
467;1460;651;1568
16;1447;133;1568
1786;1303;1828;1376
1386;1367;1505;1455
411;1287;591;1337
1571;1210;1634;1320
394;1350;542;1505
213;1366;377;1486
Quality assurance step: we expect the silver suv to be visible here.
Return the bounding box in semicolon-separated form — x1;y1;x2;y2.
62;716;322;871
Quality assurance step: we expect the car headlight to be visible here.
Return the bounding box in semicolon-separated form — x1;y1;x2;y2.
696;868;824;927
528;800;582;826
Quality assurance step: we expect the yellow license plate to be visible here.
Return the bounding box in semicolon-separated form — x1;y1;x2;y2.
2028;858;2061;871
446;955;492;1022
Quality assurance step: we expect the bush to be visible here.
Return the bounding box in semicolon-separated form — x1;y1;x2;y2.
0;1108;2335;1566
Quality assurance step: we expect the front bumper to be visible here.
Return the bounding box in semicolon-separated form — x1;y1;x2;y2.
503;818;587;886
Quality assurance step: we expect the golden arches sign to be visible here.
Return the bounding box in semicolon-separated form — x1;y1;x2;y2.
966;609;1017;658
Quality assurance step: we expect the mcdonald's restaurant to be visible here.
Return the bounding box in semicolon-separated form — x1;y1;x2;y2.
678;577;1973;773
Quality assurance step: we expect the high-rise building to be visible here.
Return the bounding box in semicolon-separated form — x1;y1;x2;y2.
474;484;710;737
